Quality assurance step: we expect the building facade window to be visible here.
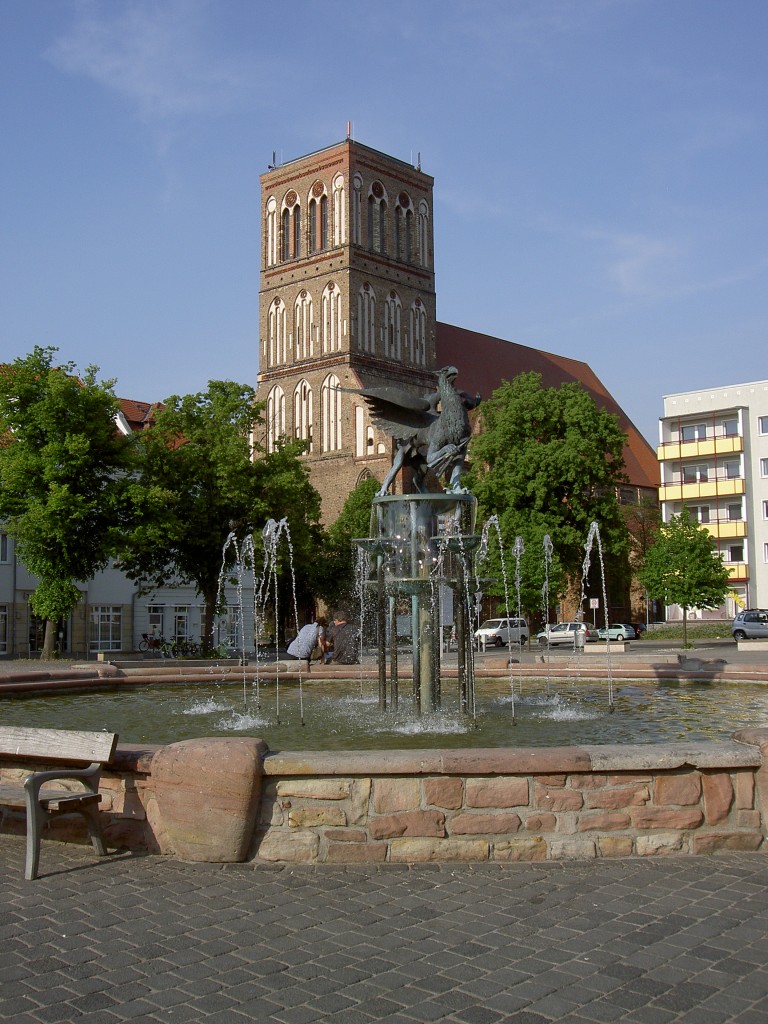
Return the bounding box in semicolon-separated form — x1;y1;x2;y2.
293;380;313;451
357;284;376;354
333;173;346;245
90;606;122;652
0;532;8;562
417;200;430;267
173;606;191;641
727;502;742;521
724;460;740;479
764;542;768;562
294;291;314;360
728;544;744;563
410;301;427;366
721;418;738;437
265;197;278;267
308;183;328;254
0;605;7;654
763;499;768;519
682;464;708;484
384;292;402;360
266;385;285;452
686;505;710;524
762;458;768;477
351;174;362;244
355;406;365;457
322;282;342;354
681;423;707;442
268;298;287;367
281;190;300;261
322;374;342;452
759;415;768;435
367;182;387;253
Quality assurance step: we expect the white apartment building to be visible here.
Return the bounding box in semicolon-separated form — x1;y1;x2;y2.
657;380;768;618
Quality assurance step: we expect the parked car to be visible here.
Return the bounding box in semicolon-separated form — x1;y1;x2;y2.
732;610;768;641
596;624;636;641
537;622;598;647
631;623;647;637
474;617;529;647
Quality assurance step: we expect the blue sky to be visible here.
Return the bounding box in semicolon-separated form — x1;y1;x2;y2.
2;0;767;446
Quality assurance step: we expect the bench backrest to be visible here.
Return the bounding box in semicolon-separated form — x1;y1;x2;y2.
0;727;118;764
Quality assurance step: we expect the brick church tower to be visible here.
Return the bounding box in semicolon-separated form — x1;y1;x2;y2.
256;138;437;522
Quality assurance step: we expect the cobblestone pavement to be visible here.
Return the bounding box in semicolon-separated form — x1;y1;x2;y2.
3;840;768;1024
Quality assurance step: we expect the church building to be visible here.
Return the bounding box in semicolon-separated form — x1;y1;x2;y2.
255;137;658;523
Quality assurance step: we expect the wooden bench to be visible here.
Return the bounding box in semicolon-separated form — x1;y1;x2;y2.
0;727;118;880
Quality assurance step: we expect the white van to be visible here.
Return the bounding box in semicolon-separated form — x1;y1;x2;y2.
474;617;529;648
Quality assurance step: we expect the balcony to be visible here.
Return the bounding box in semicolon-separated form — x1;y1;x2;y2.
659;477;745;501
704;520;747;540
656;434;743;461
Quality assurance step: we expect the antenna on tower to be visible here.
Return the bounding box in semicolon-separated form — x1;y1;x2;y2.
268;149;276;170
417;151;421;171
346;120;352;139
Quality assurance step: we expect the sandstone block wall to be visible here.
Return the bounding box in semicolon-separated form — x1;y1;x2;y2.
3;733;768;869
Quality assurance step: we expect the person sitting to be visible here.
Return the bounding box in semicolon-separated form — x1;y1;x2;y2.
325;610;359;665
286;617;327;670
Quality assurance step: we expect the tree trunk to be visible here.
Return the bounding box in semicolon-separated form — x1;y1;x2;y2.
42;619;58;660
203;591;217;653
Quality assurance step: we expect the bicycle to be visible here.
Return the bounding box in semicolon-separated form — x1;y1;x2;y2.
138;633;177;657
172;637;200;657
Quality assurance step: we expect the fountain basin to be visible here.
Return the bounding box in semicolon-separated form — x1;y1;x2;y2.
2;661;768;867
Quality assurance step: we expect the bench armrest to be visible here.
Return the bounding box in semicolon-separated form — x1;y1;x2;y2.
23;763;102;801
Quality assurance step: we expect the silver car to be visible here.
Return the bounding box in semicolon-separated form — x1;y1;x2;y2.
537;622;598;647
732;610;768;640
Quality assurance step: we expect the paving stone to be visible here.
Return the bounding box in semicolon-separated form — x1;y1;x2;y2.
3;840;768;1024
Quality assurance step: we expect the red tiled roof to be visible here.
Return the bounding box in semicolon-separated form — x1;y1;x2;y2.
118;398;160;431
436;322;659;491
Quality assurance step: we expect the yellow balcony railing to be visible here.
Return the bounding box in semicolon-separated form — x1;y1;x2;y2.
659;478;745;501
656;435;743;461
704;521;747;539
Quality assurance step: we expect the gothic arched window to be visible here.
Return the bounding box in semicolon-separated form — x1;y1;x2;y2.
293;379;313;451
410;300;427;366
294;291;313;360
332;173;345;245
351;174;362;244
268;298;287;367
384;291;401;360
417;200;430;267
356;284;376;354
322;282;341;353
368;181;388;254
266;385;285;452
265;197;278;267
322;374;342;452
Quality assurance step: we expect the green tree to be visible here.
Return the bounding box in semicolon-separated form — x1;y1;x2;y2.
315;476;380;611
118;381;323;645
466;372;630;623
0;347;133;657
638;508;731;646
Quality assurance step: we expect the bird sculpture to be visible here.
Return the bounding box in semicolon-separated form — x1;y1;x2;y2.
352;366;481;496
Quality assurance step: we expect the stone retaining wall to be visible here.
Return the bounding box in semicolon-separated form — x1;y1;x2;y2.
3;732;768;867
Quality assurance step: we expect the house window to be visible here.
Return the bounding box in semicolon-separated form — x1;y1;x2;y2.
333;173;346;246
763;500;768;519
762;458;768;478
721;418;738;437
0;532;8;562
728;544;744;563
90;606;122;652
764;543;768;563
727;503;742;521
417;200;430;267
758;416;768;435
147;606;164;641
282;208;291;261
322;282;341;354
173;606;190;641
686;505;710;524
724;461;740;479
384;292;402;360
682;464;708;484
294;291;314;360
265;197;278;267
357;284;376;354
681;423;707;442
